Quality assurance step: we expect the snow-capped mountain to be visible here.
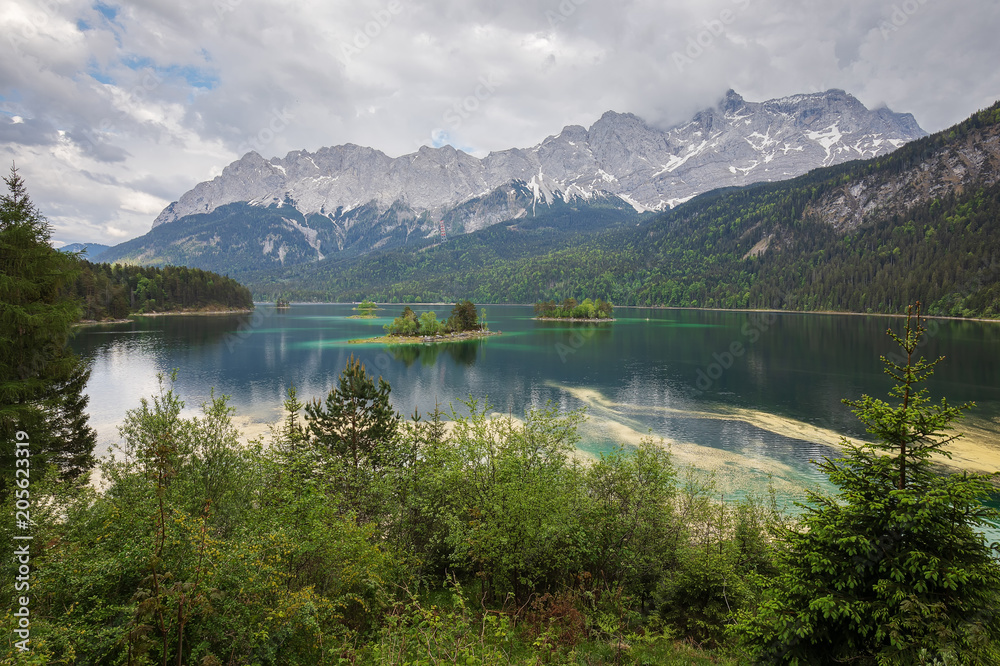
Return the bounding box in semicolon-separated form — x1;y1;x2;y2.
102;89;926;278
153;89;925;232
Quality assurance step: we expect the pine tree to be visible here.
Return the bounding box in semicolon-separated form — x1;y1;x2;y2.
425;400;447;446
738;303;1000;664
266;382;310;462
304;355;402;521
40;358;96;481
0;165;95;491
448;300;478;332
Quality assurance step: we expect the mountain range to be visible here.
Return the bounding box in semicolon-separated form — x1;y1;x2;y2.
100;89;926;275
249;101;1000;318
58;243;111;260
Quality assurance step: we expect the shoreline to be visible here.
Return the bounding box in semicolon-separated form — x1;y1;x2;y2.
533;317;616;323
636;305;1000;324
253;301;1000;323
73;308;254;327
348;330;502;345
73;318;133;327
135;308;254;317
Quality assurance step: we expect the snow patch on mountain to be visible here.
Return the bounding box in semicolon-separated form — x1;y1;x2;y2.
151;89;927;244
806;124;844;163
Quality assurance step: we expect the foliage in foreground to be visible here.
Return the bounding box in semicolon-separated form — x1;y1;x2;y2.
1;366;773;664
1;166;96;496
3;308;999;664
736;304;1000;664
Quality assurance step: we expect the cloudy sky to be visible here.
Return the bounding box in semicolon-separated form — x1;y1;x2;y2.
2;0;998;247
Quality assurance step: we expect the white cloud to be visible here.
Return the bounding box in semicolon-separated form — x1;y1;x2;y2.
1;0;998;246
120;190;170;215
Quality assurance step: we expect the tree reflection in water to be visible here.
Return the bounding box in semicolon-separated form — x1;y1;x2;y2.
387;340;480;367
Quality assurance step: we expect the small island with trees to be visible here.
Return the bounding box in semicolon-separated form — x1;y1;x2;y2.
534;297;614;321
347;300;378;318
349;300;500;344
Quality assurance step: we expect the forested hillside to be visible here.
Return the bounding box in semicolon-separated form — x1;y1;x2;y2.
250;199;646;300
73;260;254;320
100;184;643;282
252;102;1000;318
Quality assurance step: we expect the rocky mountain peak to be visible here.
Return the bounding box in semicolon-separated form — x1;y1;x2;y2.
720;88;745;110
151;89;927;229
589;110;648;134
554;124;589;143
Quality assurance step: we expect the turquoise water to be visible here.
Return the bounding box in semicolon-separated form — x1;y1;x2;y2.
71;304;1000;508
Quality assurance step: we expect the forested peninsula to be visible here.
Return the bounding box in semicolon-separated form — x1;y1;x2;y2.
73;260;254;321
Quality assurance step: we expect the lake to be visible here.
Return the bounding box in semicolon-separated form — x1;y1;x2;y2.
71;304;1000;506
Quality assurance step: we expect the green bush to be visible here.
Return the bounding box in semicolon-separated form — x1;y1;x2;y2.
735;306;1000;664
7;305;994;664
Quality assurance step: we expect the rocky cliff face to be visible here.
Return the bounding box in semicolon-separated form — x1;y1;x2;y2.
152;89;926;232
807;122;1000;232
